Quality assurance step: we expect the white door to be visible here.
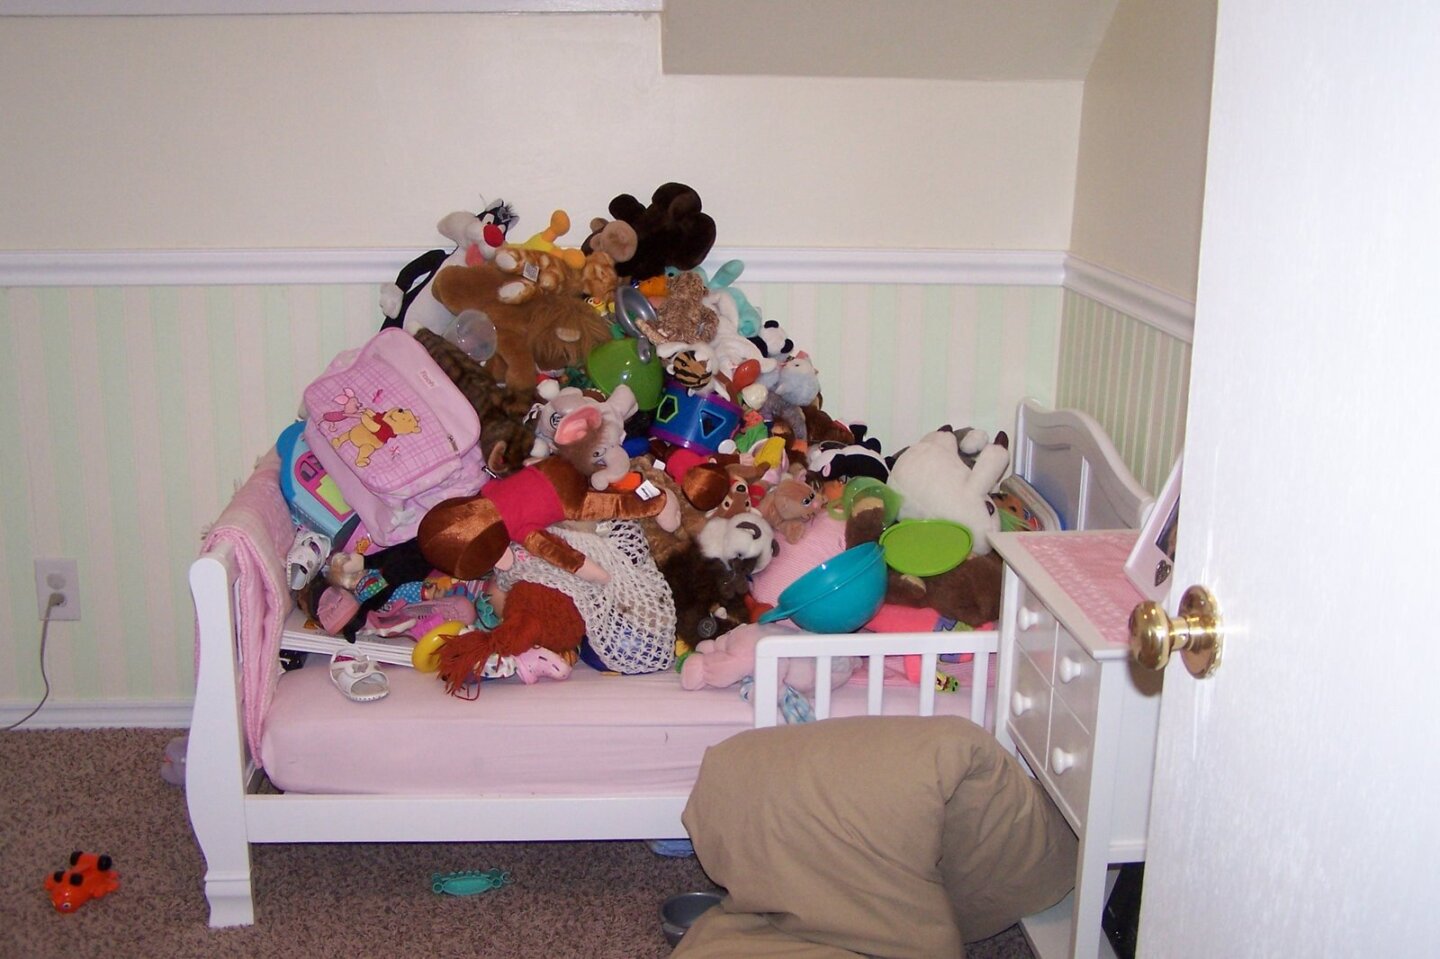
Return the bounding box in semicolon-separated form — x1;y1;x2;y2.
1137;2;1440;955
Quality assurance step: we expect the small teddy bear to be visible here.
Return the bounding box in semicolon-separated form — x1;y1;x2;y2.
637;271;719;346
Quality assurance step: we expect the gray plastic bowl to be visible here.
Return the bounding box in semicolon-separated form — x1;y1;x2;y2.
661;890;723;947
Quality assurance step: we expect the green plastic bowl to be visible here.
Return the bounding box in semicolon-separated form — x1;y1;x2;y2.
758;543;887;633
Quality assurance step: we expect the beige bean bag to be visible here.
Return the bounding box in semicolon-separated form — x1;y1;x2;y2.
676;715;1077;958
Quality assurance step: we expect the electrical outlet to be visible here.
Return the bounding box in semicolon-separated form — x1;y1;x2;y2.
34;558;81;622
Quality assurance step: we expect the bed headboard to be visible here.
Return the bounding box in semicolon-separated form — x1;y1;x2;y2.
1012;398;1155;532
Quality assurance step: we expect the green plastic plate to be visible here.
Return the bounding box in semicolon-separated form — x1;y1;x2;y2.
878;519;973;576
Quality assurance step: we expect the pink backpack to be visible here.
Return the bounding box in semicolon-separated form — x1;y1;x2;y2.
302;328;488;547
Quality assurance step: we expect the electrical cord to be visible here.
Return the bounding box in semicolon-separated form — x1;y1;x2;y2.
3;592;62;732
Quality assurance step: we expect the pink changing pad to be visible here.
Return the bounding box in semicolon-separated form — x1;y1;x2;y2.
260;653;988;796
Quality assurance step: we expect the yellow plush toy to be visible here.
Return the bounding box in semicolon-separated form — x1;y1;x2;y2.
509;209;586;270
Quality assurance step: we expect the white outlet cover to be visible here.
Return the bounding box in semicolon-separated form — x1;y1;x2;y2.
34;558;80;621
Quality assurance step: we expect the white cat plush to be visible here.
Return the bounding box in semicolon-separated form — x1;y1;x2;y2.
886;428;1010;555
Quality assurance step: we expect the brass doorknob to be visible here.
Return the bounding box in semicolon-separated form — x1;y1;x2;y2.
1128;585;1223;678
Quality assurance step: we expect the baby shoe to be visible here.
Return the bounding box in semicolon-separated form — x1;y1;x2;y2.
329;653;389;703
287;529;332;590
364;596;478;640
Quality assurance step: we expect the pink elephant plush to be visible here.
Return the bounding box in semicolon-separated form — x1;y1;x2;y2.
529;381;638;490
679;621;858;693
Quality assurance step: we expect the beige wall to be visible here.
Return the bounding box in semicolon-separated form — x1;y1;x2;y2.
0;12;1081;253
1069;0;1216;299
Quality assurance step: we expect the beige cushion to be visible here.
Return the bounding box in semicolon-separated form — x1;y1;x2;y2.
678;716;1076;957
676;910;869;959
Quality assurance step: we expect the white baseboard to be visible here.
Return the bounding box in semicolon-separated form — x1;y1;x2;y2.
1;699;192;730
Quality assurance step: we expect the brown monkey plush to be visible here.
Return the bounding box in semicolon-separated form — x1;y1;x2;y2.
417;456;680;583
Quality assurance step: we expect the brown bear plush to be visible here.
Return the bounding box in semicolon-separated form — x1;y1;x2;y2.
606;182;717;282
430;262;612;391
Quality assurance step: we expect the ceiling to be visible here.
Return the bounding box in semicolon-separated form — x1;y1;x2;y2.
662;0;1120;81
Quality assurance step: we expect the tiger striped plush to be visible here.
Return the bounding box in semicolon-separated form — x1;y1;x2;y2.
668;349;713;392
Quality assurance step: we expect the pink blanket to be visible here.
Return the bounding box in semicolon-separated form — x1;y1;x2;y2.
197;450;296;767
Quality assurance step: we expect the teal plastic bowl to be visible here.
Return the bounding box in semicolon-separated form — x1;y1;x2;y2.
758;543;887;633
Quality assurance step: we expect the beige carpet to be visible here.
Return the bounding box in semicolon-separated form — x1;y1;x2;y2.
1;728;1037;958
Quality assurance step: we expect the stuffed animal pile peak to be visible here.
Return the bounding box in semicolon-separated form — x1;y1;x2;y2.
281;182;1023;701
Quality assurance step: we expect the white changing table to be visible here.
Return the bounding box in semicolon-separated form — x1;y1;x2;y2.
992;530;1164;959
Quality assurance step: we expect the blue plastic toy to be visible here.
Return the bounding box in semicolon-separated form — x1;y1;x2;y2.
650;380;743;454
757;543;888;633
431;868;513;896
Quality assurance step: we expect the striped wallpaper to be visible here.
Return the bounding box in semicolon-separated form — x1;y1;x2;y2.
0;276;1183;716
1057;289;1191;492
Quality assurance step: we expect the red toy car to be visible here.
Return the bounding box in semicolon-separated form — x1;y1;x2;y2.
45;851;119;913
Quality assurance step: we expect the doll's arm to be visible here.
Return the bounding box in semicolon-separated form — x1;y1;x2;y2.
520;529;611;584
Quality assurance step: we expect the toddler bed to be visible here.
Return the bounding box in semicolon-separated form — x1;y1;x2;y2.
185;397;1149;927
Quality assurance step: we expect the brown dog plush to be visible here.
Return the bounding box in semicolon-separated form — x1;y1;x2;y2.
430;262;611;391
418;456;681;584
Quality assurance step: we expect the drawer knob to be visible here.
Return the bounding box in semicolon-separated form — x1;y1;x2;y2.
1057;657;1083;683
1010;691;1034;716
1128;585;1224;678
1050;747;1076;775
1017;606;1047;630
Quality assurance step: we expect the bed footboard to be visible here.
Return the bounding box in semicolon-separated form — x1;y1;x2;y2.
752;630;998;729
187;542;258;927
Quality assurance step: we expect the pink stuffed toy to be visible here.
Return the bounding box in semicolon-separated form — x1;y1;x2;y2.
679;621;858;693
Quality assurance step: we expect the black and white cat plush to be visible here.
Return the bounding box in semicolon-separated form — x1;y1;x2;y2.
379;199;517;335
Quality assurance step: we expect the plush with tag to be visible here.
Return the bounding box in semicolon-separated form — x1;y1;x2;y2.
491;245;618;306
418;455;680;584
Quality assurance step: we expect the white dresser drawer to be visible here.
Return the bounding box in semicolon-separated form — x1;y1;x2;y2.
1007;651;1052;769
1014;583;1058;679
1050;628;1100;733
1045;696;1094;828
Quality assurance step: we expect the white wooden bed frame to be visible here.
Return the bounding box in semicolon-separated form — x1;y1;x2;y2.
185;397;1150;927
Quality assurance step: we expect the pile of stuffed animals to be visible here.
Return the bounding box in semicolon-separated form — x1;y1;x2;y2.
292;182;1028;700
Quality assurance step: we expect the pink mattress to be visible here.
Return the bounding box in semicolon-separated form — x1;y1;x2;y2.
260;654;991;796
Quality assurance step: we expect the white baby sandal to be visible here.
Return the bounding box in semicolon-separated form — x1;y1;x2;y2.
329;652;390;703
